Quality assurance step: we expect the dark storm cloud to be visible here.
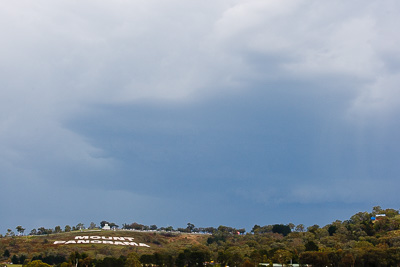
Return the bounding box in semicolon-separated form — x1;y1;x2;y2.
61;76;400;229
64;79;383;200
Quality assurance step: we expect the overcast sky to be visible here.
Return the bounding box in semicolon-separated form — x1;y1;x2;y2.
1;0;400;233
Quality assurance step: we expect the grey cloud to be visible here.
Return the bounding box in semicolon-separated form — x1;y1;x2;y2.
1;0;400;232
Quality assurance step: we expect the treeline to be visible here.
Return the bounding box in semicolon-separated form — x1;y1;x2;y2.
3;223;88;237
4;222;245;238
3;251;141;267
3;248;211;267
121;222;245;235
3;221;231;237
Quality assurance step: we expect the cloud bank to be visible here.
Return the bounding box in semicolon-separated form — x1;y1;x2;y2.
1;0;400;232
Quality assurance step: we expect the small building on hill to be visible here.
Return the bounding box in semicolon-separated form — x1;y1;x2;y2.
371;214;386;223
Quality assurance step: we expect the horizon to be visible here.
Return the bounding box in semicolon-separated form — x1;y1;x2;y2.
2;205;392;236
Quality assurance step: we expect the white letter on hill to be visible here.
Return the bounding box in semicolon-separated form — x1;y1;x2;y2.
75;236;89;240
124;242;138;246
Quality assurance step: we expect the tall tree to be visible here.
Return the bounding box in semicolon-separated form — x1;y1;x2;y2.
187;223;195;233
125;252;141;267
16;226;25;235
89;222;97;229
6;229;15;237
75;223;85;231
3;249;10;258
295;224;305;232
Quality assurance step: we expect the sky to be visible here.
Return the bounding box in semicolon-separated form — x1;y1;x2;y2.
1;0;400;234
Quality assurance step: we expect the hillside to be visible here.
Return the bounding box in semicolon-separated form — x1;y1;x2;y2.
2;207;400;266
0;229;209;257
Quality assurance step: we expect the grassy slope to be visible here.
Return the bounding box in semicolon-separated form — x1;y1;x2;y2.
0;230;209;261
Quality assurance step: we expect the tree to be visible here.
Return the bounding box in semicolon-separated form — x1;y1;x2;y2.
273;249;292;267
125;252;141;267
228;252;243;267
218;225;236;234
189;251;210;267
187;223;195;233
372;206;383;215
140;254;154;266
307;224;320;234
96;257;125;267
295;224;305;232
54;225;62;233
272;224;291;236
6;229;15;237
205;227;216;234
79;257;93;267
16;226;25;235
3;249;10;258
15;254;24;264
305;241;319;251
37;227;50;235
65;225;71;232
217;250;231;267
69;251;81;267
109;222;119;229
12;255;19;264
89;222;97;229
341;253;355;267
25;260;52;267
128;222;144;230
19;254;27;264
76;223;85;231
152;252;167;267
327;225;337;236
299;251;329;267
383;208;399;217
251;225;261;233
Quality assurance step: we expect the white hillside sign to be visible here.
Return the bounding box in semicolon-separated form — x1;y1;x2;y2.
54;236;150;247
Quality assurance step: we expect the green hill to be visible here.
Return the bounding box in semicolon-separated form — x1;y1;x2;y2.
1;229;209;257
3;206;400;266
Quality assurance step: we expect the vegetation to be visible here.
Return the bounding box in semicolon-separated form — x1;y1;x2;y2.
1;206;400;266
